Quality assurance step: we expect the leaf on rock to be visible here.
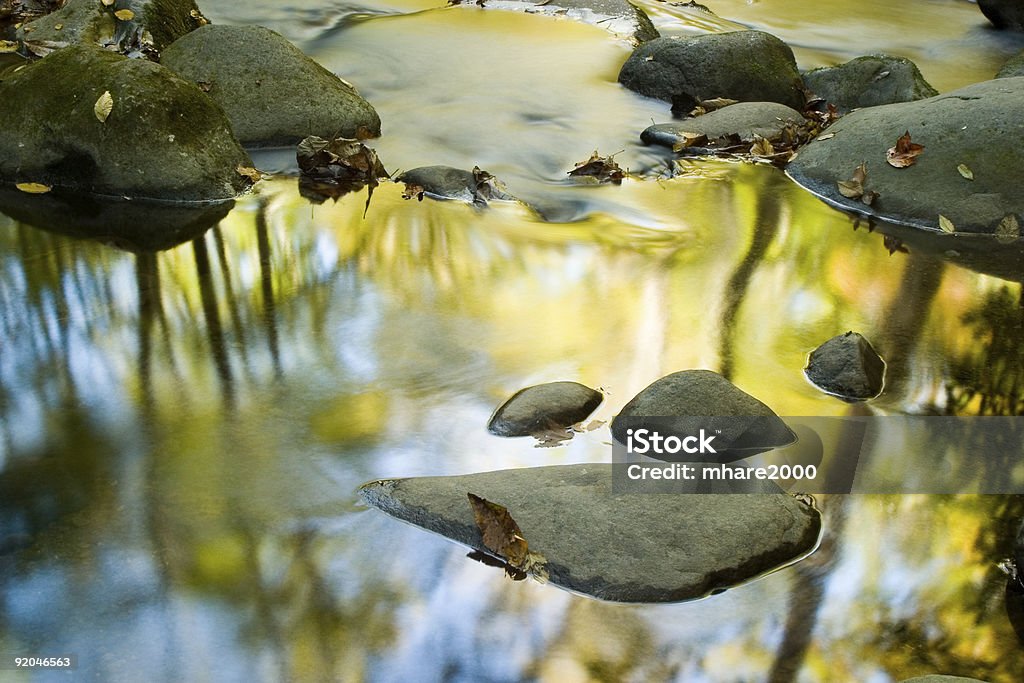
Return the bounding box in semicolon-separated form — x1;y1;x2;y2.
837;162;868;199
533;428;574;448
102;0;116;6
886;131;924;168
15;182;51;194
956;163;974;181
467;493;529;566
671;132;708;153
567;151;625;184
296;135;389;213
236;165;263;183
94;90;113;123
996;214;1020;244
938;214;956;234
860;190;879;206
401;182;425;202
697;97;737;112
113;9;135;21
816;132;835;141
750;135;775;157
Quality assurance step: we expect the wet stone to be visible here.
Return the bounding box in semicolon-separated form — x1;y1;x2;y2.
641;102;804;149
898;677;993;683
997;50;1024;78
978;0;1024;30
487;381;603;437
804;332;885;401
397;166;515;205
161;24;381;147
359;464;821;602
485;0;658;42
802;54;938;114
610;369;795;462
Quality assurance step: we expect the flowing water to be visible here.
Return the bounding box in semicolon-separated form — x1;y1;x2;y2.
2;1;1024;681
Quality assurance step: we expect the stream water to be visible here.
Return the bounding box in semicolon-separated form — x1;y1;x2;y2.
2;1;1024;681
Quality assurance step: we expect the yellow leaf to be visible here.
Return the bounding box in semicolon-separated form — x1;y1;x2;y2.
16;182;52;194
996;214;1020;244
101;0;115;5
94;90;113;122
54;23;63;30
938;214;956;234
957;163;974;180
236;165;263;182
0;40;18;53
114;9;135;21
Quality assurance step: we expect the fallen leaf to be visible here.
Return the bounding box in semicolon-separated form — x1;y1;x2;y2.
401;182;425;201
94;90;113;122
0;41;18;54
956;163;974;181
296;135;389;213
15;182;52;194
697;97;738;112
113;9;135;21
886;130;924;168
54;23;63;30
996;214;1019;244
750;135;774;157
671;131;707;152
861;190;879;206
938;214;956;234
236;165;263;182
467;493;529;567
533;428;573;447
837;162;868;199
102;0;115;5
816;132;836;141
567;151;625;184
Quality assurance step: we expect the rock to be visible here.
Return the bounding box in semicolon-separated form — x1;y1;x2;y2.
487;381;603;436
618;31;805;112
397;166;515;205
1015;518;1024;576
610;369;795;462
485;0;658;42
803;55;938;114
0;187;232;253
804;332;885;401
160;25;381;147
786;78;1024;234
0;45;252;201
641;102;804;149
17;0;205;57
997;50;1024;78
358;464;821;602
978;0;1024;30
899;677;992;683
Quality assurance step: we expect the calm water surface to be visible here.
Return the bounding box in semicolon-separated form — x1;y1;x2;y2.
2;1;1023;681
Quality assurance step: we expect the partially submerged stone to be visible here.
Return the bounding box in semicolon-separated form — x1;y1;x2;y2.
618;31;805;112
997;50;1024;78
786;78;1024;234
397;165;515;205
17;0;205;57
483;0;658;42
487;381;603;436
359;464;821;602
899;677;992;683
803;55;938;114
978;0;1024;30
641;102;804;148
804;332;885;401
161;25;381;146
0;45;252;201
610;369;795;461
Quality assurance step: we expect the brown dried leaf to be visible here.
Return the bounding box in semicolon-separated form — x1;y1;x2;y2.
861;190;879;206
938;214;956;234
401;183;425;201
236;165;263;182
996;214;1020;244
671;132;707;153
567;151;625;184
886;131;924;168
94;90;113;122
750;135;774;157
957;163;974;181
698;97;738;112
467;493;529;567
113;9;135;21
15;182;51;194
837;162;868;199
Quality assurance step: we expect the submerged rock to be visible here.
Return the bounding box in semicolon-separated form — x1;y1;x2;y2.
0;45;252;201
161;25;381;146
17;0;205;57
610;369;795;462
641;102;804;148
804;332;885;401
618;31;805;112
487;381;603;437
978;0;1024;30
359;464;820;602
802;55;938;114
786;78;1024;234
997;50;1024;78
484;0;658;42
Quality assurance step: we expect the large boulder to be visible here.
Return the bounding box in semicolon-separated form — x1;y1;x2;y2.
804;331;885;401
997;50;1024;78
161;25;381;146
787;78;1024;234
978;0;1024;30
610;369;795;462
618;31;805;112
17;0;205;56
641;101;804;149
359;464;821;602
487;381;603;436
0;45;252;201
802;55;938;114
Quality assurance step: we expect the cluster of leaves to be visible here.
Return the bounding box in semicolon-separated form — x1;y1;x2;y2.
297;135;389;212
467;493;547;582
0;0;62;31
567;151;625;184
532;418;604;448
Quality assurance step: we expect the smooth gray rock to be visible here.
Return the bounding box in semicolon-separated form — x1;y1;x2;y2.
641;102;804;148
161;25;381;146
997;50;1024;78
1015;518;1024;576
17;0;205;56
358;464;821;602
786;78;1024;234
899;677;992;683
804;332;885;401
978;0;1024;30
0;45;252;201
618;31;805;112
488;0;658;42
397;166;515;205
488;381;603;436
803;55;938;114
610;370;795;461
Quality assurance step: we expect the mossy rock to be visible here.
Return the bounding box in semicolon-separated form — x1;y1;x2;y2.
161;25;381;147
803;54;937;114
0;45;252;200
997;49;1024;78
